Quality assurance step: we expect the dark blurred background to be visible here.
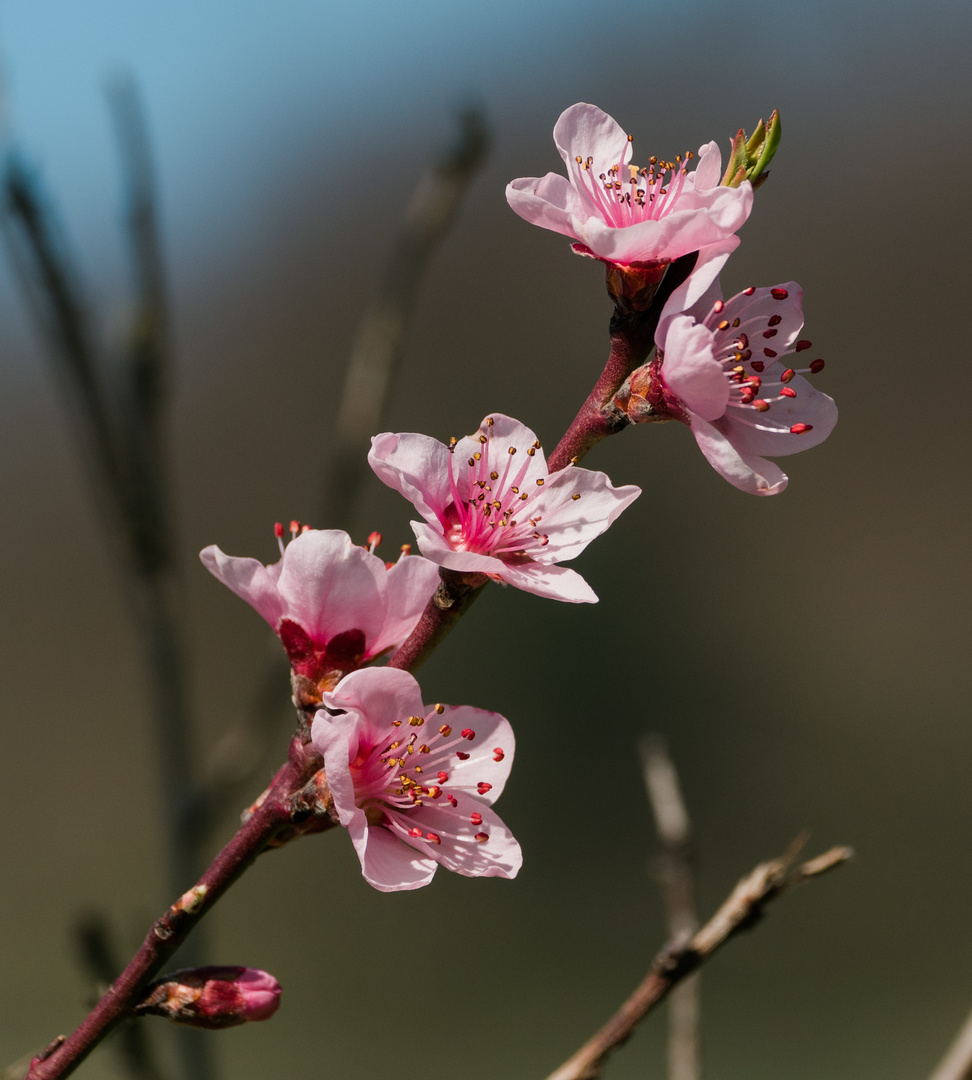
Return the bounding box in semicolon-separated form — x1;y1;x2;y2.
1;1;971;1078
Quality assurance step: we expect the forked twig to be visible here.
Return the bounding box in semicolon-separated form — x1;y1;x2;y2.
544;841;852;1080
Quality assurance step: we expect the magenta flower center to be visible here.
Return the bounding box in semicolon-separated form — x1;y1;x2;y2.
572;138;694;228
349;707;501;846
441;420;556;559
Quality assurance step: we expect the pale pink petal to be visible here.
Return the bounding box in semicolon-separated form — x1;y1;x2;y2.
659;319;730;422
724;377;838;457
368;432;455;527
274;530;386;644
505;173;583;241
199;546;287;629
390;800;521;880
410;705;514;801
310;713;361;828
367;555;440;657
320;667;425;728
689;414;788;496
358;826;438;892
552;102;629;174
688;140;723;190
530;469;641;563
656;237;738;344
497;561;598;603
410;521;509;576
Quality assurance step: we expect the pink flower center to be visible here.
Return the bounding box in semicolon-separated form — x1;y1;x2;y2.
440;419;557;561
572;137;694;228
349;707;502;846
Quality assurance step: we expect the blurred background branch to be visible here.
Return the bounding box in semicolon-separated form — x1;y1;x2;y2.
321;107;489;529
642;736;700;1080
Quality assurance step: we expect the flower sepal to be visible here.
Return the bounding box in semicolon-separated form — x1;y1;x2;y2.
572;243;669;314
721;110;781;190
614;356;688;424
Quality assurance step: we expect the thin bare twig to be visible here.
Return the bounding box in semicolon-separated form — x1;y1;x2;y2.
641;736;700;1080
544;841;852;1080
321;108;489;528
928;1006;972;1080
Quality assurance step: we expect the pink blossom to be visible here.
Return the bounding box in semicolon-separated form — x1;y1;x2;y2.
646;241;837;495
506;102;753;266
368;413;640;604
200;528;440;686
311;667;520;892
137;966;281;1028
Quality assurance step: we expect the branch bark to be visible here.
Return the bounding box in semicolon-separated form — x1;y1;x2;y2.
544;841;852;1080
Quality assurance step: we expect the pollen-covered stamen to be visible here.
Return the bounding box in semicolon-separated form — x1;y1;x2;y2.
572;138;695;227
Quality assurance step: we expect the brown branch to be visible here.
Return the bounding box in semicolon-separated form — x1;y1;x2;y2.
641;737;699;1080
24;737;332;1080
544;841;852;1080
928;1006;972;1080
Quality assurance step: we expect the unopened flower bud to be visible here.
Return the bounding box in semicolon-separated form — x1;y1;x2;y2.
136;966;281;1029
721;109;781;189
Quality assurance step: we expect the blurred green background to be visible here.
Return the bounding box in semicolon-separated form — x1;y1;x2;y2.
1;1;971;1077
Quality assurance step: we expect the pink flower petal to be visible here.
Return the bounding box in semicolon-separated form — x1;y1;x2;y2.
505;172;582;241
552;102;630;175
367;432;454;527
198;547;286;629
358;826;438;893
689;414;788;496
659;319;730;422
367;555;440;657
497;561;598;603
274;530;386;645
389;800;521;880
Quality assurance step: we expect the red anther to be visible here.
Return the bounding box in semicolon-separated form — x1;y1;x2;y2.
780;368;796;383
427;786;442;799
737;333;749;349
493;748;505;762
763;348;777;358
780;386;797;398
770;287;789;299
795;339;812;352
477;782;492;795
461;728;476;741
470;812;483;826
750;360;765;373
446;794;458;807
300;524;311;534
743;286;756;295
426;832;442;845
810;359;825;374
717;319;730;331
768;314;782;327
748;375;762;389
274;522;284;538
739;390;755;404
712;299;724;314
753;399;770;412
456;751;470;760
289;520;300;534
762;328;778;339
439;724;452;737
385;562;395;570
790;423;813;434
408;827;423;838
367;531;382;548
399;543;412;556
474;833;489;844
437;771;449;784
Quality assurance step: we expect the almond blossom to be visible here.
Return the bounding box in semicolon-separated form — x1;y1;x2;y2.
200;528;440;688
625;241;837;495
311;667;520;892
506;102;753;267
368;413;640;604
